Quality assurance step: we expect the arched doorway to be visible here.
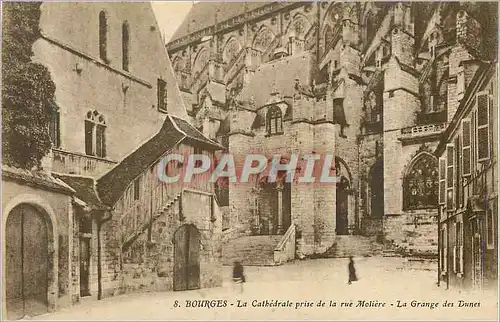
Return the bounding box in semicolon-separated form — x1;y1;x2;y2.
336;176;350;235
6;204;49;320
369;158;384;217
173;224;200;291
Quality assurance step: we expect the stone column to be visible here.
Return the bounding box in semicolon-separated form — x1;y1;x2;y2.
252;186;261;235
276;184;284;234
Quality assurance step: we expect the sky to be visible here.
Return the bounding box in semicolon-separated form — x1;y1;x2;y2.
151;1;194;42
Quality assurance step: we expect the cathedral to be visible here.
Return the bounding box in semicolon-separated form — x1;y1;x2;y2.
166;2;498;258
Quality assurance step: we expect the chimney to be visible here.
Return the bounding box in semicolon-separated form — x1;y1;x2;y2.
456;9;482;56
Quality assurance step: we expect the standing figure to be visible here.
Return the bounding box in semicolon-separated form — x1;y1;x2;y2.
232;261;245;293
348;256;358;285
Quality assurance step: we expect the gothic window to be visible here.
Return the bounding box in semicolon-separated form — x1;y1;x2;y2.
253;28;274;52
192;49;209;77
266;105;283;135
223;38;240;64
99;11;108;63
157;78;167;113
85;110;106;158
403;153;439;210
49;107;61;148
122;22;130;71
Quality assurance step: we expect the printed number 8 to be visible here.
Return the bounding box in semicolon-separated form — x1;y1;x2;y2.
173;300;179;308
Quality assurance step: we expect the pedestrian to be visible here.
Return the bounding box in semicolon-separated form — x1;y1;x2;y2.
232;261;245;293
347;256;357;285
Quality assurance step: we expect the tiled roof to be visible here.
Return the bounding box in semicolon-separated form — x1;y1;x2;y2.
53;174;103;209
170;115;224;149
2;165;75;195
97;115;223;206
238;53;313;109
170;2;268;43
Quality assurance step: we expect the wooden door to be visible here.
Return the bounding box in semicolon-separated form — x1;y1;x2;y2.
173;225;200;291
79;238;91;296
336;177;349;235
186;226;200;290
6;204;49;320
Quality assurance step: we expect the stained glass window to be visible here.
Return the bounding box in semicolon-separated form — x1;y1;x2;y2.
403;153;439;210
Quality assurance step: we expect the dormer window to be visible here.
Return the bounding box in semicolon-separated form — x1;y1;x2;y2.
266;105;283;135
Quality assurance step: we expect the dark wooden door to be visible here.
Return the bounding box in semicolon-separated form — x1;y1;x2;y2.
336;177;349;235
173;225;200;291
79;238;91;296
6;204;49;320
370;159;384;217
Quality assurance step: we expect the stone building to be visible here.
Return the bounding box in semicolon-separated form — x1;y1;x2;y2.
3;2;222;319
166;2;498;261
435;62;497;291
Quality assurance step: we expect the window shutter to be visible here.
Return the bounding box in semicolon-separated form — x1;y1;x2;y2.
476;91;490;162
439;157;446;205
446;144;455;210
462;119;471;176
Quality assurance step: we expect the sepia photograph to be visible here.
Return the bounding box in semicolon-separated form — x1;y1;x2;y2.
1;1;499;320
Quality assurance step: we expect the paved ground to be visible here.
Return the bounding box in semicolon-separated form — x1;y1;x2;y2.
27;257;497;321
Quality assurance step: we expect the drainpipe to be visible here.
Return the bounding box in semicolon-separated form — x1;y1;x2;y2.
96;209;112;301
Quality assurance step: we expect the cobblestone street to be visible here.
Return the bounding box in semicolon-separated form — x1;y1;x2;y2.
28;257;497;321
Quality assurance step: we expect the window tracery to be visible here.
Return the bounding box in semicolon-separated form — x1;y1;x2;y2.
403;153;439;210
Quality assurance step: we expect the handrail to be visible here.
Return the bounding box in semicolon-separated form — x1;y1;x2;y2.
275;222;296;251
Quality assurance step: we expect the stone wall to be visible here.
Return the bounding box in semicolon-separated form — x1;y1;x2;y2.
1;179;74;314
105;189;222;296
34;2;188;163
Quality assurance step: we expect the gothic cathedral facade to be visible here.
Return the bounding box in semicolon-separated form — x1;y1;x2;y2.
166;2;497;256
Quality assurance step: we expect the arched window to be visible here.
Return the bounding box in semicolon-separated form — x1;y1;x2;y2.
99;11;108;62
122;22;130;71
403;153;439;210
85;110;106;158
266;106;283;135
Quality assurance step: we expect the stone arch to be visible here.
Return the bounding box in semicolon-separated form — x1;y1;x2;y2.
2;194;59;319
284;13;312;39
192;48;210;77
402;152;439;210
335;156;352;183
222;36;241;64
361;3;377;48
322;2;344;28
252;26;275;52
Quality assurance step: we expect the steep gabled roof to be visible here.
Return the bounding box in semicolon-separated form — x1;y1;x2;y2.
53;174;103;209
170;2;268;43
97;115;223;207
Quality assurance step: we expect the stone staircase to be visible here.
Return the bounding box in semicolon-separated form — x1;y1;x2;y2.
326;235;385;258
222;235;283;266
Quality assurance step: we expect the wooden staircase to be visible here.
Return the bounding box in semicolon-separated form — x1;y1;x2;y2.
122;192;182;252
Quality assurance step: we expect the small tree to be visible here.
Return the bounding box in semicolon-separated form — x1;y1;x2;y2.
2;2;57;169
